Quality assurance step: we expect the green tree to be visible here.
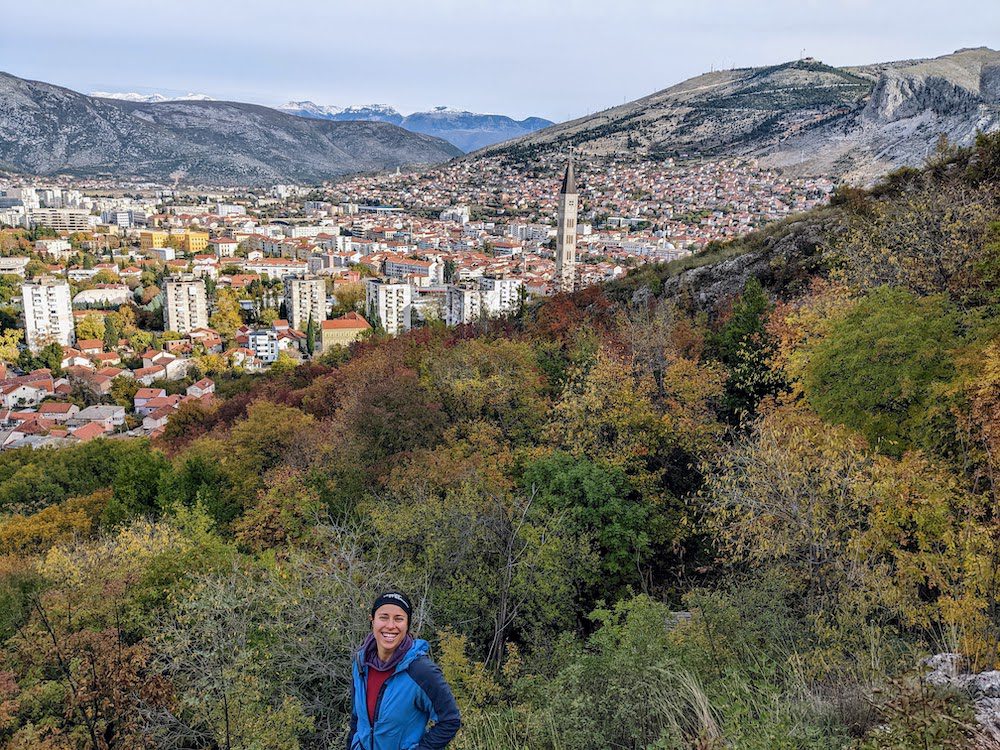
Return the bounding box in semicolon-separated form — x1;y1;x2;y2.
305;312;316;356
712;277;785;423
103;314;121;351
109;375;140;408
801;287;959;456
520;451;649;598
102;441;171;526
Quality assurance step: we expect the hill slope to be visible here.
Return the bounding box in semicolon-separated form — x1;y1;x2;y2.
485;48;1000;183
0;73;462;186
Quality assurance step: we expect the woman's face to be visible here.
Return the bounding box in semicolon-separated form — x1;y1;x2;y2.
372;604;408;654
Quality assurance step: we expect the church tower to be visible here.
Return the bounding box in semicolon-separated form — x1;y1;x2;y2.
554;158;578;293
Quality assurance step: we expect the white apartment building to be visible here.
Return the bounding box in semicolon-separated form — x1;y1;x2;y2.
366;279;411;336
164;275;209;334
210;238;239;258
21;277;74;352
26;208;92;232
216;203;244;217
440;206;470;224
383;256;440;284
284;276;326;332
34;238;73;259
247;329;279;363
444;284;483;326
479;275;523;316
244;258;309;279
445;276;523;326
5;188;39;210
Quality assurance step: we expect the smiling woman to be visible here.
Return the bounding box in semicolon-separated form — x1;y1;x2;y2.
348;591;462;750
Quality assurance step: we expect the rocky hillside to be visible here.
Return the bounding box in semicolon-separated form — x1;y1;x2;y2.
280;102;554;151
486;47;1000;184
0;73;462;186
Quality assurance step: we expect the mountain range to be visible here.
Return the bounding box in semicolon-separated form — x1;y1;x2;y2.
3;48;999;187
0;73;461;186
90;92;214;103
276;102;554;151
485;47;1000;184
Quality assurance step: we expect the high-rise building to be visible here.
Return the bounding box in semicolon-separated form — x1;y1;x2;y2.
444;283;483;326
284;276;326;332
21;277;74;352
554;159;578;293
444;275;523;326
164;275;208;334
366;279;411;336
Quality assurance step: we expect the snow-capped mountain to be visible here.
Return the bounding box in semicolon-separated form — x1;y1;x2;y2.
279;102;553;151
90;91;214;103
278;101;403;125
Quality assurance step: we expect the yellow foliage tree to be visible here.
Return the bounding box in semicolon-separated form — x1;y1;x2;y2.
75;313;104;342
0;490;109;556
209;287;243;344
0;328;22;364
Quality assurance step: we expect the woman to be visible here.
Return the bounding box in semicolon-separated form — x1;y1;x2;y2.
347;591;461;750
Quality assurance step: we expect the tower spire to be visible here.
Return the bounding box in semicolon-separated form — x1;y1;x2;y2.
560;158;576;195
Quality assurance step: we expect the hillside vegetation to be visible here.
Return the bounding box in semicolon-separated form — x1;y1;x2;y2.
0;134;999;749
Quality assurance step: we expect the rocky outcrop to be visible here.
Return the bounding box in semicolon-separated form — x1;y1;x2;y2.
625;213;837;315
863;71;982;123
925;653;1000;745
486;47;1000;185
0;72;462;186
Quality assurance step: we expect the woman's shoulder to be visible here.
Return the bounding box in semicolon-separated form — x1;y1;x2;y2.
404;651;449;698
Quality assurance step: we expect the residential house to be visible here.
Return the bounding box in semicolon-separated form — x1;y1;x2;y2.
37;402;79;423
73;405;126;431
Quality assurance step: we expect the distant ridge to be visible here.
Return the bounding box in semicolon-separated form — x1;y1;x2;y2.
0;73;462;186
91;91;214;103
279;102;554;151
484;47;1000;184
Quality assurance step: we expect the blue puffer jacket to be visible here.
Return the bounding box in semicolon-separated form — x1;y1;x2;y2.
347;638;461;750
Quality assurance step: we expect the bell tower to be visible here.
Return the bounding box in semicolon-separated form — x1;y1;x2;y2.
554;158;577;293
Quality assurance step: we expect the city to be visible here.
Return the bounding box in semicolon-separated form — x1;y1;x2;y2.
0;153;832;447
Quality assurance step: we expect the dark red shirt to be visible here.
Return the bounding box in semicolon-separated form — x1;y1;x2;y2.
366;666;393;724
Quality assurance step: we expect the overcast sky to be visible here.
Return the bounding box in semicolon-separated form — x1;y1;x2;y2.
2;0;996;121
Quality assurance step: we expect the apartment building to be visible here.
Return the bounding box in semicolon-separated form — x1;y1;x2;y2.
163;275;208;334
243;258;309;279
444;283;483;326
247;329;279;363
34;238;73;259
21;277;74;352
365;278;411;336
284;276;326;332
444;275;523;326
26;208;91;233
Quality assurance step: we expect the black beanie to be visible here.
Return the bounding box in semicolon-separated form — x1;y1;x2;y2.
371;591;412;619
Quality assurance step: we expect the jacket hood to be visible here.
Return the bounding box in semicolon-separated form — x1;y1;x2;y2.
356;637;430;673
